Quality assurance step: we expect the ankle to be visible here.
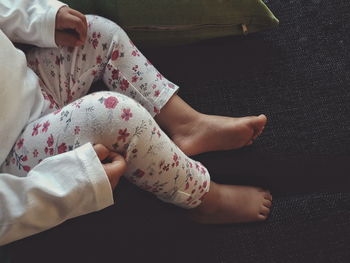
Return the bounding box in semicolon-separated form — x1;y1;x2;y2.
154;95;201;135
192;181;220;215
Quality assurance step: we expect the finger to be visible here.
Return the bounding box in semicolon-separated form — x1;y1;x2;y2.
103;156;126;189
55;30;81;47
108;152;126;163
93;144;110;161
104;153;127;174
68;9;88;42
69;9;88;28
62;14;86;43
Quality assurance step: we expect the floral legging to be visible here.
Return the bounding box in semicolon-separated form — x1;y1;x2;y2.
1;16;210;209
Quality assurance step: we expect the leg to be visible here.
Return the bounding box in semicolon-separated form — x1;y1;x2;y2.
2;91;271;222
2;91;209;208
155;95;267;156
26;15;178;114
26;15;267;157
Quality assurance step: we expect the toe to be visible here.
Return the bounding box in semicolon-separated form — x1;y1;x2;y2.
264;192;272;201
260;206;270;216
263;199;272;208
258;213;268;221
246;140;253;146
252;115;267;138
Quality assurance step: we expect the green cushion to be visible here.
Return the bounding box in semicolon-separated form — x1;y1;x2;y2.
0;246;11;263
64;0;279;46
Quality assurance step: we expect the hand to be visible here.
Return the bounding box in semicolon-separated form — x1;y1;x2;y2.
55;6;88;47
93;144;127;190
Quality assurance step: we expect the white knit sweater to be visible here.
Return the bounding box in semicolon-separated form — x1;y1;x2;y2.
0;0;113;245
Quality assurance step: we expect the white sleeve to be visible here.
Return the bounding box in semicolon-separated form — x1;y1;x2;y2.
0;0;67;47
0;143;114;246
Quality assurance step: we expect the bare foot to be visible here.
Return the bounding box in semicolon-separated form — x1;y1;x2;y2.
171;113;267;156
188;181;272;224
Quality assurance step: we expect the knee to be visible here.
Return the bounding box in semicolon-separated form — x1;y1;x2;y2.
79;91;152;149
85;15;126;46
84;91;150;120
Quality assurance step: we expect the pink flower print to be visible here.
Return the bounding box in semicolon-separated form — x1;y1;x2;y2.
172;153;179;167
21;155;28;162
131;50;140;57
23;165;31;172
74;126;81;135
201;167;206;175
152;84;157;89
32;123;42;136
168;83;175;89
42;121;50;133
111;69;119;80
131;76;138;83
120;79;129;91
133;169;145;178
104;96;119;109
92;38;99;49
111;50;119;61
47;134;54;147
54;109;62;115
154;90;160;97
92;70;98;76
121;108;133;121
33;149;39;158
45;93;57;109
45;147;54;156
117;128;130;142
163;164;170;171
159;160;165;168
185;182;190;190
55;56;60;65
156;73;163;80
58;143;67;154
153;107;160;114
17;138;24;149
96;55;102;64
203;181;208;188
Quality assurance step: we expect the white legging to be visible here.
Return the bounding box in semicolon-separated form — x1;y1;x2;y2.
1;15;210;208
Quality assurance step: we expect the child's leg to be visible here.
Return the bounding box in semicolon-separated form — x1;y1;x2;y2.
2;91;208;208
26;15;267;157
2;90;271;222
